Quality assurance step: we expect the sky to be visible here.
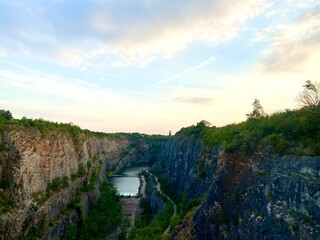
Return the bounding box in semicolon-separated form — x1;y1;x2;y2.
0;0;319;134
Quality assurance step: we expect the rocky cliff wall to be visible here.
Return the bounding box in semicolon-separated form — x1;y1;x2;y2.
0;126;159;239
151;136;320;240
145;175;165;216
190;154;320;240
152;136;219;199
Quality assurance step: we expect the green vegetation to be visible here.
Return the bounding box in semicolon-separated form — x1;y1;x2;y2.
71;165;86;181
66;182;122;240
48;176;69;191
246;98;266;120
0;192;17;213
288;208;315;228
289;222;299;232
32;176;70;205
0;180;9;189
131;171;208;240
0;110;13;120
0;110;168;150
129;199;173;240
65;222;77;240
177;106;320;156
81;170;98;192
130;189;207;240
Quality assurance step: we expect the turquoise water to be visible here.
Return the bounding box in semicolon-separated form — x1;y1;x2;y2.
108;165;149;196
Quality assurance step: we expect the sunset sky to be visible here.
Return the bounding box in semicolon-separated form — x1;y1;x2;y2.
0;0;319;134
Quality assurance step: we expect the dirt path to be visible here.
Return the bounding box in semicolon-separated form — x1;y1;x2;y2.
146;171;177;235
140;175;146;198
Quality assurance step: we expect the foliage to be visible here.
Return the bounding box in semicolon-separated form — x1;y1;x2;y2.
0;192;17;213
0;180;9;189
134;172;208;240
71;165;86;181
77;182;122;240
246;98;266;120
48;176;69;192
129;200;173;240
0;110;13;120
24;214;50;239
177;106;320;156
65;222;77;240
81;170;98;192
176;120;212;138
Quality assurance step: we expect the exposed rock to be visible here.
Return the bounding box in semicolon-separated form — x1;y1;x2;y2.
145;175;165;215
0;126;161;239
152;136;320;240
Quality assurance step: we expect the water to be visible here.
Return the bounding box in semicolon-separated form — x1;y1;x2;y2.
108;165;149;196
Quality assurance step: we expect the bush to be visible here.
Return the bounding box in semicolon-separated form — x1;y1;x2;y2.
181;106;320;156
0;193;16;213
49;177;62;191
78;182;122;239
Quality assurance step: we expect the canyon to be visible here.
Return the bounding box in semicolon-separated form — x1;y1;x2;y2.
0;118;319;239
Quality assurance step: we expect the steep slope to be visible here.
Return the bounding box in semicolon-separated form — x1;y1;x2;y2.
1;106;319;239
0;124;162;239
154;141;320;239
151;116;320;239
190;154;320;240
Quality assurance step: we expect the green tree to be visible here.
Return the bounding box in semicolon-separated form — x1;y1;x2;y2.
296;80;320;108
246;98;266;120
196;120;212;128
0;110;13;120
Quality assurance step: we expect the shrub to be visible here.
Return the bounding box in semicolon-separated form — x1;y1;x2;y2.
78;182;122;239
0;193;16;213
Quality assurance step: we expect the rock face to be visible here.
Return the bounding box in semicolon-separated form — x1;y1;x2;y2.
0;126;160;239
192;154;320;240
1;124;319;240
152;136;219;199
152;136;320;240
145;175;165;215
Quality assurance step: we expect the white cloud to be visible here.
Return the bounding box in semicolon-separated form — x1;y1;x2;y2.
169;84;218;106
0;0;267;67
266;9;276;18
260;10;320;74
0;69;125;104
97;0;267;66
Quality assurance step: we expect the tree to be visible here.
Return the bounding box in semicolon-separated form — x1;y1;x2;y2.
246;98;266;120
0;110;13;120
296;80;320;108
196;120;212;128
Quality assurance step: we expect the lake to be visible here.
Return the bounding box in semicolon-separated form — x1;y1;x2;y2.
108;165;149;196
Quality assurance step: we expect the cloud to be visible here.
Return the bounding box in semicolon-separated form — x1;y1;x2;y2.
0;68;125;104
92;0;266;66
158;56;215;84
0;0;267;67
169;85;217;106
260;9;320;74
265;9;276;18
174;97;214;105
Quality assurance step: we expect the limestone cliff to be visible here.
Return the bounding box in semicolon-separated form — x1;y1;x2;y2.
1;119;319;240
0;126;159;239
151;136;320;240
